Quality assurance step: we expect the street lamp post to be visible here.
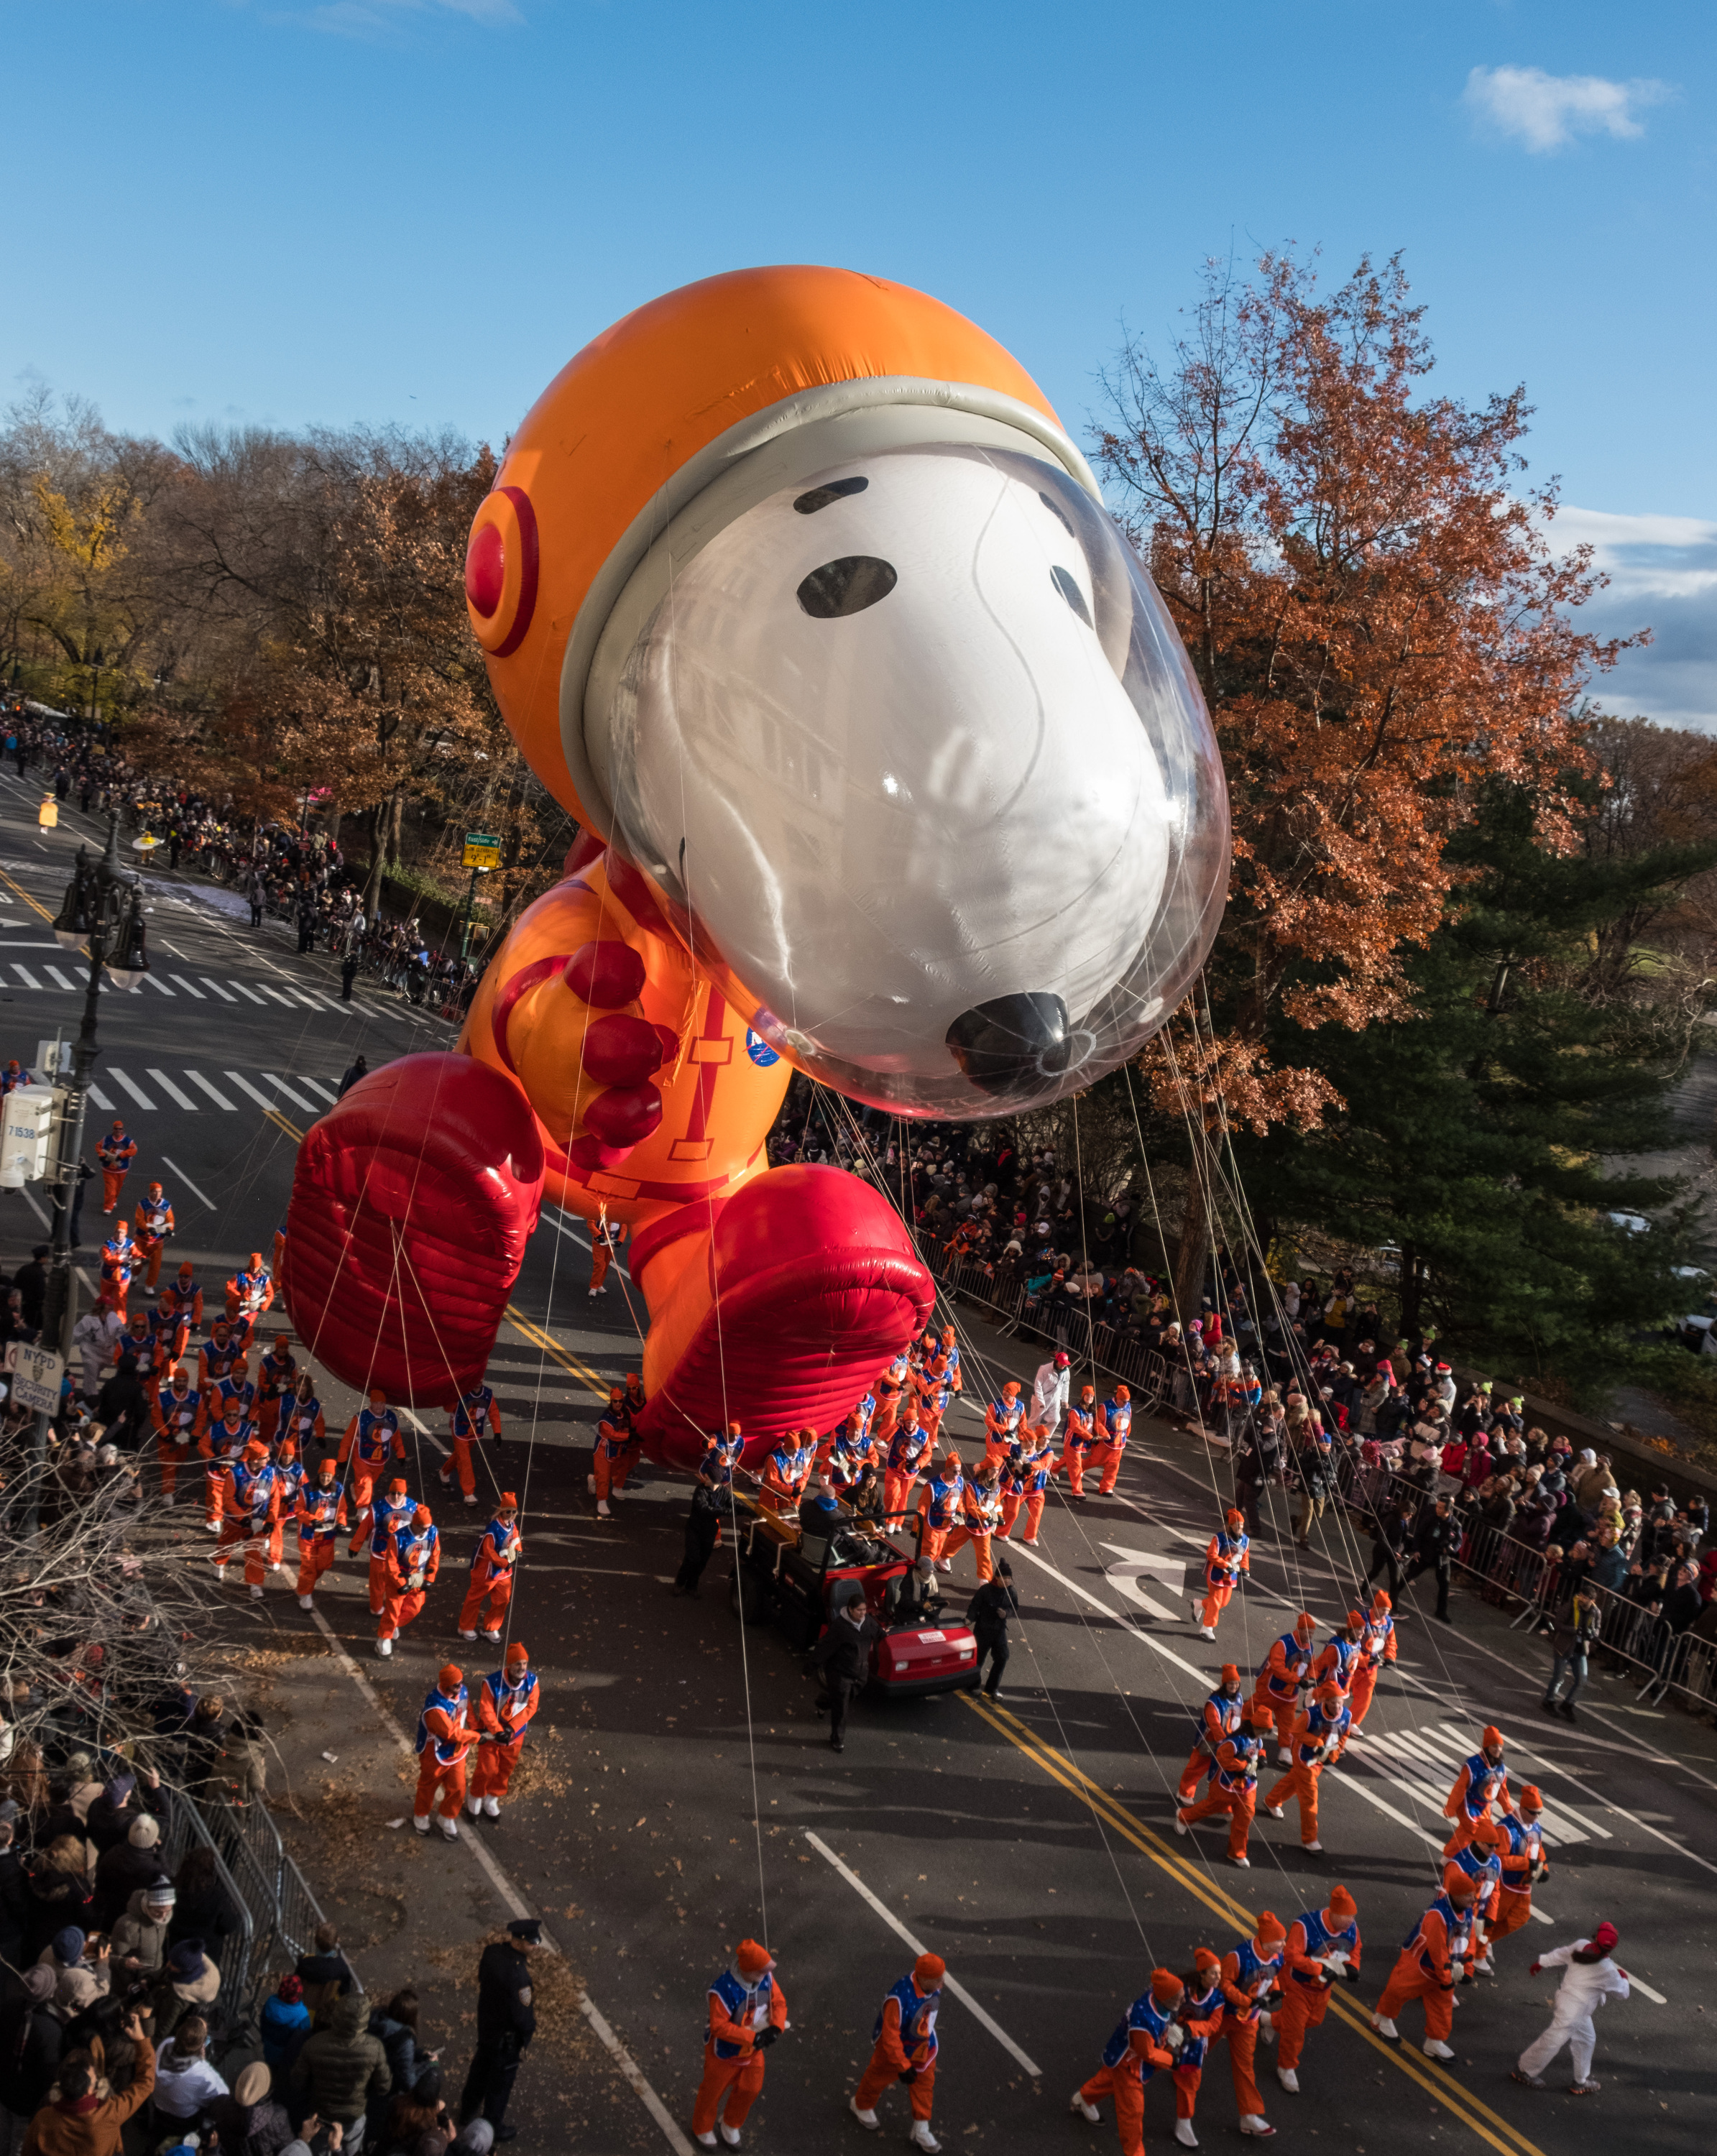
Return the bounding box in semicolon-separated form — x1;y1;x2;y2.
31;814;152;1529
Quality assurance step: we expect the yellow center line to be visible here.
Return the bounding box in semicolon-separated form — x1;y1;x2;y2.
0;865;55;923
263;1107;302;1143
962;1694;1549;2156
504;1302;613;1399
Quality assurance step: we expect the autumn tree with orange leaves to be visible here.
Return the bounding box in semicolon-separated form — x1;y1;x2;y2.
1095;252;1634;1313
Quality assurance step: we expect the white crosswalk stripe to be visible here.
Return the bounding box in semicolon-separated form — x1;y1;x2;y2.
87;1084;116;1111
45;964;79;990
170;975;206;998
147;1069;198;1111
106;1068;158;1111
224;1072;277;1110
1359;1722;1606;1848
226;980;267;1005
185;1069;236;1110
201;979;236;1001
298;1075;339;1105
11;964;40;988
262;1072;320;1115
140;974;174;996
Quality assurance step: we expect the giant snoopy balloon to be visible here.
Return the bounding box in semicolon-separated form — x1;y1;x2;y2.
285;267;1228;1465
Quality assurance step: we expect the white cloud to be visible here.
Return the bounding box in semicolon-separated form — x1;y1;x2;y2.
1545;504;1717;733
1463;65;1671;153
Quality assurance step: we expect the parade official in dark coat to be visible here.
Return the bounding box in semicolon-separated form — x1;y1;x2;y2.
966;1561;1020;1699
459;1917;540;2142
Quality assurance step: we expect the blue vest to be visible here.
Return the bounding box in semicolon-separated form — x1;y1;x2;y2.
1299;1701;1352;1763
281;1393;323;1445
1456;1751;1508;1820
1320;1634;1359;1688
452;1385;494;1438
707;1968;774;2060
354;1405;400;1465
1226;1935;1282;2004
1214;1732;1262;1792
1194;1685;1245;1746
471;1519;520;1575
216;1374;257;1416
167;1277;201;1322
1289;1907;1358;1986
1260;1632;1312;1701
1449;1842;1501;1897
298;1483;343;1541
202;1335;244;1382
1497;1812;1542;1871
1402;1893;1472;1973
874;1973;939;2060
414;1682;469;1764
231;1457;276;1524
1103;1397;1133;1442
395;1523;438;1582
1363;1611;1395;1665
1102;1990;1173;2075
1178;1979;1223;2068
1207;1529;1248;1584
481;1667;539;1742
136;1197;172;1240
887;1426;929;1473
926;1471;965;1529
364;1490;413;1558
157;1384;200;1437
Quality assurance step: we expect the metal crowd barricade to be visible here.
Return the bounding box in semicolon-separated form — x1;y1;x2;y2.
1332;1456;1717;1716
920;1245;1171;1411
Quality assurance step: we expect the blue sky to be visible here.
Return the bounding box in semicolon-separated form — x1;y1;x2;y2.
5;0;1713;725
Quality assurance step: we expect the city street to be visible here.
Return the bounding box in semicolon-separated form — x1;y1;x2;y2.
1;773;1710;2156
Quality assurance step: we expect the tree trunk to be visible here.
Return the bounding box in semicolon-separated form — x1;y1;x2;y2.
1172;1144;1216;1322
362;795;392;921
1397;1242;1421;1341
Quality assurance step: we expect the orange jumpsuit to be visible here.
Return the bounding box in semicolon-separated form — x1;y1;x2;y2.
1375;1895;1468;2044
592;1402;637;1506
691;1969;788;2138
1172;1975;1225;2122
1059;1395;1097;1495
1177;1682;1245;1805
1078;1997;1177;2156
152;1381;205;1498
1275;1909;1361;2072
1252;1628;1315;1759
471;1662;540;1800
1199;1528;1250;1634
443;1382;502;1501
853;1971;941;2124
881;1422;930;1521
213;1454;285;1587
225;1263;275;1324
941;1480;1001;1581
352;1489;415;1614
1442;1746;1515;1857
998;1428;1052;1543
1177;1733;1261;1862
199;1415;254;1526
1218;1933;1284;2126
254;1345;297;1445
97;1128;137;1215
1090;1391;1132;1495
294;1478;348;1597
1263;1700;1350;1848
1348;1607;1396;1727
382;1520;441;1644
132;1193;175;1292
589;1215;627;1294
983;1390;1026;1461
1488;1811;1546;1948
459;1514;522;1637
413;1680;477;1823
98;1230;137;1319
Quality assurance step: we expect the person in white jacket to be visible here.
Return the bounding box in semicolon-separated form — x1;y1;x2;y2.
1511;1922;1629;2093
1031;1351;1071;1435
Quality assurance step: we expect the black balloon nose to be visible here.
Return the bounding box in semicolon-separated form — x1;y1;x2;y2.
945;993;1072;1097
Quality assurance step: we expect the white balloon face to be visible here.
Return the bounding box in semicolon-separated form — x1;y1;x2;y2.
598;441;1226;1115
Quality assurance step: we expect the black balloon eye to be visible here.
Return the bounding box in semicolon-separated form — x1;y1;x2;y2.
793;476;869;515
1051;566;1092;626
798;556;898;619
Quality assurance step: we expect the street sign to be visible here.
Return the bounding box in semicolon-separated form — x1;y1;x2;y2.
7;1342;64;1415
462;833;502;870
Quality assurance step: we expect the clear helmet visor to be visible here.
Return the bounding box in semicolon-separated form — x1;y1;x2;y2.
591;439;1227;1116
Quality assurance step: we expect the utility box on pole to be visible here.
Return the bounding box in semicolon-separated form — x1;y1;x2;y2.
0;1084;56;1187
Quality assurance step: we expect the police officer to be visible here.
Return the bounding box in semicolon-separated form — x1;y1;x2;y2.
966;1559;1020;1700
1402;1495;1457;1624
460;1917;540;2142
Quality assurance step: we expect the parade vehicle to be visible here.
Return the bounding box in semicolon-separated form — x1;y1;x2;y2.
726;1493;980;1697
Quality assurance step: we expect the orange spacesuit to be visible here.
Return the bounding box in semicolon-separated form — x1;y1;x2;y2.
459;1497;522;1639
